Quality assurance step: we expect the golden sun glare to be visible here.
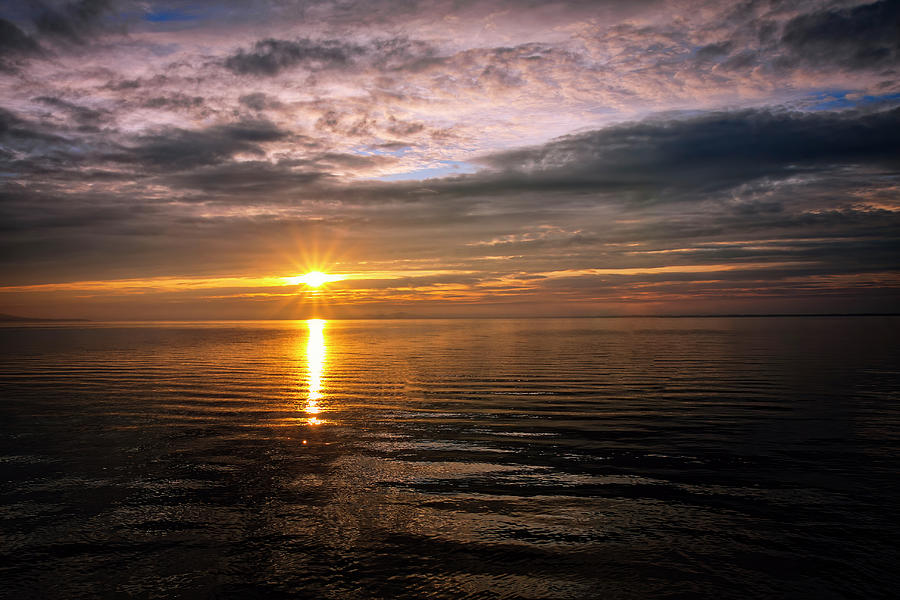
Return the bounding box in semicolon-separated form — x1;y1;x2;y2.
283;271;345;288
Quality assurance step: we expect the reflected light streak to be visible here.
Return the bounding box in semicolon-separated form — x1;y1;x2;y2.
305;319;326;424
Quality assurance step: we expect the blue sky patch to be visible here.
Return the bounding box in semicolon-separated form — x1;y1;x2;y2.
377;161;479;182
805;90;900;111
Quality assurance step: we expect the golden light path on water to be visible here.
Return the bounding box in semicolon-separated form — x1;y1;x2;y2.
305;319;326;425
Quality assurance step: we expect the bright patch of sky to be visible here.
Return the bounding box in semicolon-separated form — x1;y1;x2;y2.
353;145;413;158
805;90;900;111
377;161;480;182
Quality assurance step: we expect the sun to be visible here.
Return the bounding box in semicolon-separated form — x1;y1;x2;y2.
283;271;345;288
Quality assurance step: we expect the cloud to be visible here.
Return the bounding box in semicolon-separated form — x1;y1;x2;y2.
474;107;900;200
0;18;39;53
238;92;282;111
33;95;108;126
1;0;899;316
0;107;67;148
161;161;329;193
140;93;205;111
109;119;290;170
33;0;115;44
780;0;900;71
0;18;42;72
224;38;365;76
223;35;437;76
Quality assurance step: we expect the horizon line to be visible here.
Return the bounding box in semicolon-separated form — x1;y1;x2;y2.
3;313;900;323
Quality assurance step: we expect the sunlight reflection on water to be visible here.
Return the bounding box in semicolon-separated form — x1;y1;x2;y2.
304;319;326;424
0;317;899;598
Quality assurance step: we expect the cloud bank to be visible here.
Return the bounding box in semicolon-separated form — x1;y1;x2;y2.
0;0;898;317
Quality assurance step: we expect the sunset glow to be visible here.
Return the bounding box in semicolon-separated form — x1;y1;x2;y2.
0;0;897;319
2;2;899;597
284;272;346;288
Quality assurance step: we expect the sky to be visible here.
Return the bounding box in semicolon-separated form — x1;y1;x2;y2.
0;0;898;319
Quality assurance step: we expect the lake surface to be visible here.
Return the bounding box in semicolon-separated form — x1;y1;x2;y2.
1;317;898;599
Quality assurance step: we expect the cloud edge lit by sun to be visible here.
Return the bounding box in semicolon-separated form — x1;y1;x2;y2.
283;272;347;288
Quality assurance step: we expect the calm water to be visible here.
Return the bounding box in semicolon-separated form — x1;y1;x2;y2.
1;317;899;599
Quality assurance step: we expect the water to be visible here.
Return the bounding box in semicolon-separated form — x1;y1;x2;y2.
1;317;898;599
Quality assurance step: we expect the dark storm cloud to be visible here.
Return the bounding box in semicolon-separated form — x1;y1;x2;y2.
140;93;205;111
157;152;399;196
238;92;282;111
0;18;43;73
34;95;108;125
474;107;900;200
163;161;329;193
109;119;289;170
32;0;115;44
696;0;900;75
6;103;898;210
223;36;436;76
0;18;39;53
0;0;121;72
694;41;733;62
224;38;365;76
780;0;900;71
103;77;140;90
0;107;71;158
37;105;886;230
0;186;157;234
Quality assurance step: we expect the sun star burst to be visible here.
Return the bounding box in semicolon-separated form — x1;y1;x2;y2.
283;271;345;288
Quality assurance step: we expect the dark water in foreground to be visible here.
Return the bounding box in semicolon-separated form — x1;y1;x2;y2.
1;317;899;599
